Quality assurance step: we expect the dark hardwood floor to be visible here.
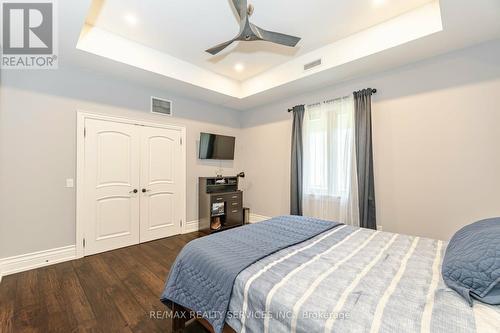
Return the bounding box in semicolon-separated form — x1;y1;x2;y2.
0;232;206;333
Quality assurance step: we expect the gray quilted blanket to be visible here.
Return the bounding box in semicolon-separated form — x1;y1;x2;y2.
160;216;341;333
442;218;500;305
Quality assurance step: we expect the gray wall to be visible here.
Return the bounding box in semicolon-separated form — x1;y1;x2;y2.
239;39;500;241
0;67;242;258
2;39;500;259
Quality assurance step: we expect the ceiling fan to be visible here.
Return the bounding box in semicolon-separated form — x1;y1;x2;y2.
205;0;301;55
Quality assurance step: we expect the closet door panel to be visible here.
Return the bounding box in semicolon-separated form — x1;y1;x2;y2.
140;127;183;242
83;119;141;255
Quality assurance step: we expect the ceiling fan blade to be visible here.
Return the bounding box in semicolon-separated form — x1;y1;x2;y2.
231;0;247;20
205;39;235;55
252;25;301;47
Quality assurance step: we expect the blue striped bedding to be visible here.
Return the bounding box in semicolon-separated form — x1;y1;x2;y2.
226;225;500;333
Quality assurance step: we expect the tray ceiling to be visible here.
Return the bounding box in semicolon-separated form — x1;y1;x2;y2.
61;0;500;108
86;0;435;81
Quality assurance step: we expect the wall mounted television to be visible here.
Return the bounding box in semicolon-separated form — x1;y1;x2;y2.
199;132;235;160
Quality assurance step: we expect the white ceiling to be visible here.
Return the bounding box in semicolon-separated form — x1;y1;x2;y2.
54;0;500;109
87;0;435;81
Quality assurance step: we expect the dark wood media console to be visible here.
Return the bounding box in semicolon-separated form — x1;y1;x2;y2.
198;177;244;233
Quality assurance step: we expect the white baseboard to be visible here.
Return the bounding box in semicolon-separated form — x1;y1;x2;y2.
0;215;273;283
182;214;271;234
184;220;199;233
0;245;76;281
249;214;271;223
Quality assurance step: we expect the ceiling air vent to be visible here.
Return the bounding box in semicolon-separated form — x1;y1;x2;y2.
151;97;172;116
304;59;322;71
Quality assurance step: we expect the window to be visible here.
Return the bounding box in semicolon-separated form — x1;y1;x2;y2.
302;96;359;226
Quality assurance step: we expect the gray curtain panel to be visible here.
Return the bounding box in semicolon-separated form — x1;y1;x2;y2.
290;105;305;216
354;89;377;230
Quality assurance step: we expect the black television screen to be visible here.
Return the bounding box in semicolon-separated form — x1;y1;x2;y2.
199;132;235;160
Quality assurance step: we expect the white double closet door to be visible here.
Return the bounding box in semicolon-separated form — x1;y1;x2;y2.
83;118;184;256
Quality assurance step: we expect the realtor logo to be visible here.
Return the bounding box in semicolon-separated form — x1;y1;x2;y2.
1;0;58;69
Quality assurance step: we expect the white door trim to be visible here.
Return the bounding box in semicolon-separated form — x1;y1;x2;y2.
76;111;186;259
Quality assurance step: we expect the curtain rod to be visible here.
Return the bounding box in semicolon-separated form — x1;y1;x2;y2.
288;88;377;112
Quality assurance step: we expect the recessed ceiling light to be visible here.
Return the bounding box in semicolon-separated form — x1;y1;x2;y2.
234;63;245;72
123;13;138;26
373;0;387;7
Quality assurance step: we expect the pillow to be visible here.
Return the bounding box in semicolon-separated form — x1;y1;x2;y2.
442;218;500;305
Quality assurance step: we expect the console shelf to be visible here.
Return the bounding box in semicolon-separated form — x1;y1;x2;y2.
199;177;244;234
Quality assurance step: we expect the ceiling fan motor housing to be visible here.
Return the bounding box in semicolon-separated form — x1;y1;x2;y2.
205;0;301;55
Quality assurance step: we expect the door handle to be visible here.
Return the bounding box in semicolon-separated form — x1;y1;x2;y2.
142;188;151;193
129;189;138;194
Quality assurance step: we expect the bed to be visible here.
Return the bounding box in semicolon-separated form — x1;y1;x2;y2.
161;216;500;333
